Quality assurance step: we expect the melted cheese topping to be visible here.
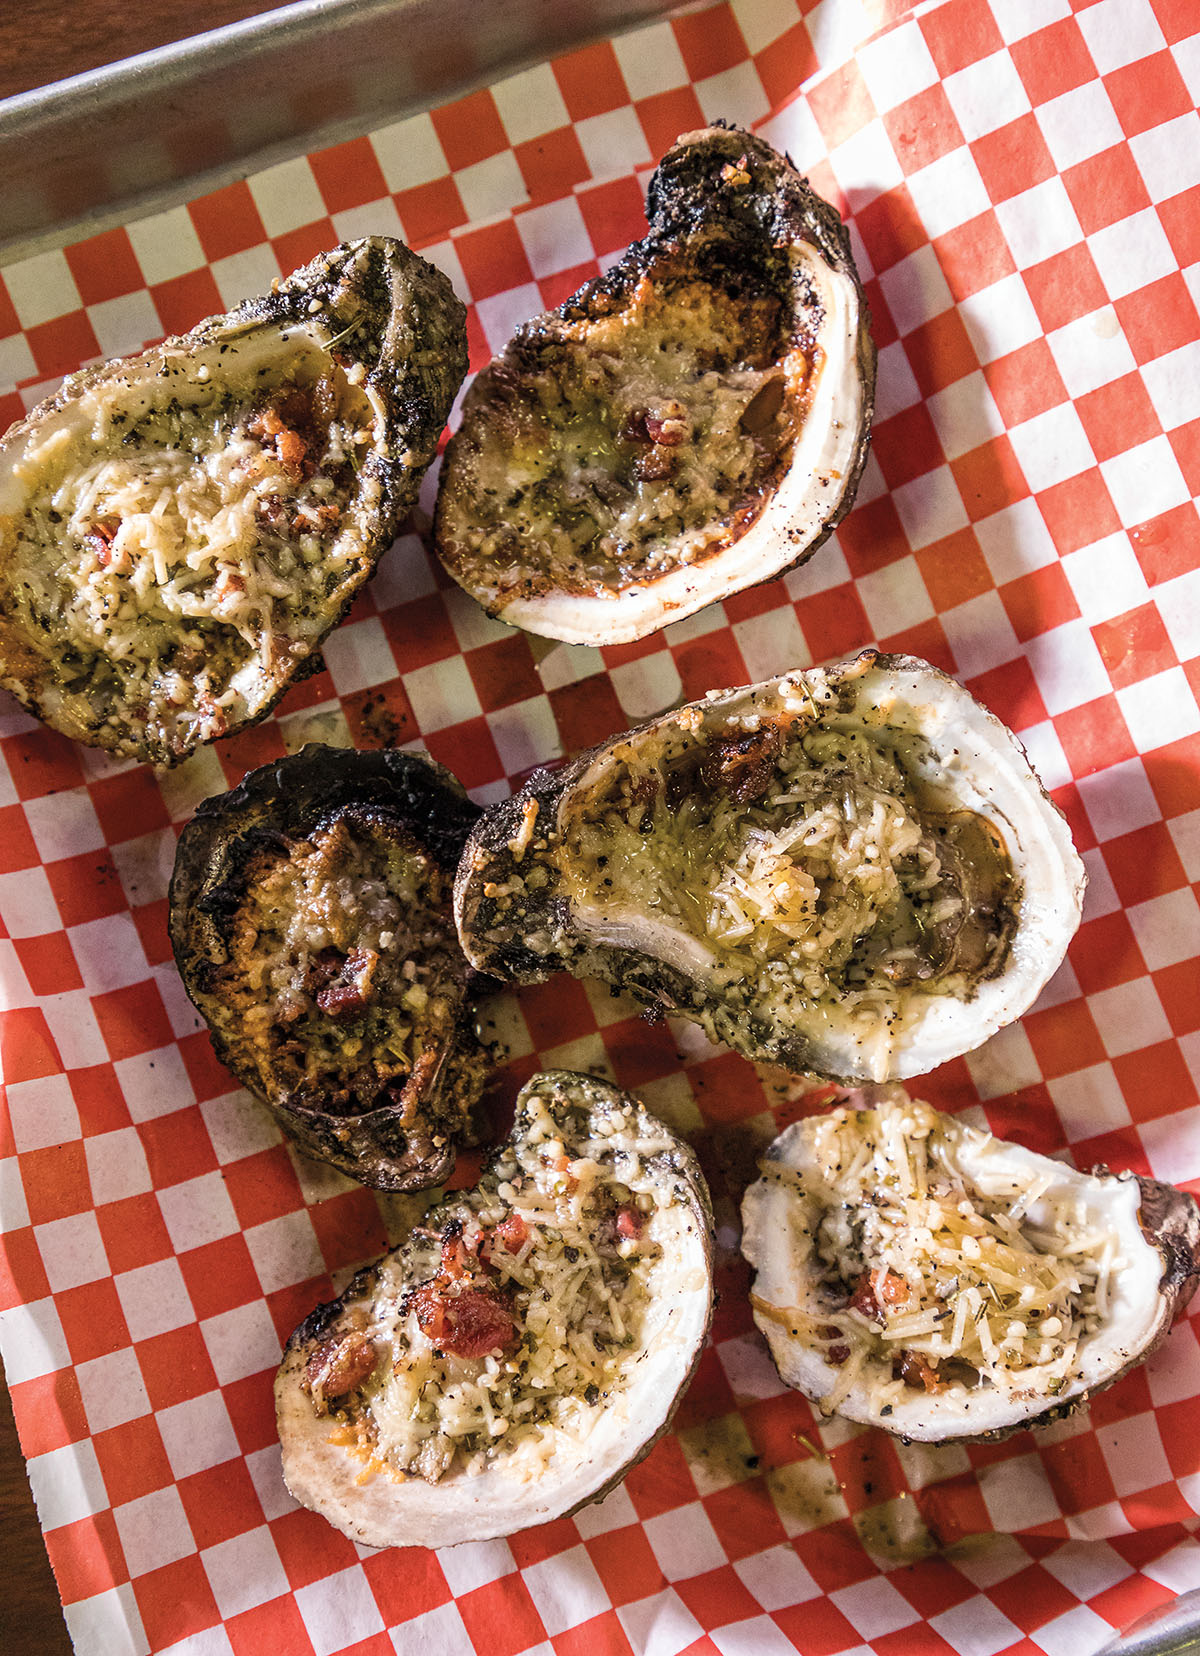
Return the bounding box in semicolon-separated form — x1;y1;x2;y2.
761;1097;1121;1416
332;1087;683;1484
2;333;375;757
440;256;812;599
210;814;481;1123
560;686;1017;1078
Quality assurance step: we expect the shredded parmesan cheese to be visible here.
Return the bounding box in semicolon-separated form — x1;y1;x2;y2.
761;1097;1121;1414
560;688;1018;1076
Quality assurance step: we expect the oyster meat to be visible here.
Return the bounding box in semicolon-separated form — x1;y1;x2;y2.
276;1070;714;1547
742;1089;1200;1440
434;124;874;645
0;237;466;764
170;744;490;1190
455;651;1085;1083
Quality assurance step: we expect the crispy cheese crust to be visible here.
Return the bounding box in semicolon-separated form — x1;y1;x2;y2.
436;233;814;601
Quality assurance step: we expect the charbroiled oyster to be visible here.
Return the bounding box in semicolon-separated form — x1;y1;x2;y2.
742;1090;1200;1440
276;1070;714;1547
455;651;1085;1083
0;237;466;764
170;745;490;1190
434;124;873;644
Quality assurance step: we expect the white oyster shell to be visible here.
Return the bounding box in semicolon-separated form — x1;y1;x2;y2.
454;651;1087;1084
275;1070;714;1548
742;1093;1200;1440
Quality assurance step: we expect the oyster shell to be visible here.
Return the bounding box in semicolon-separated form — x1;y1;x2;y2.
434;124;874;644
275;1069;714;1547
741;1089;1200;1440
455;651;1085;1083
169;744;490;1190
0;237;466;764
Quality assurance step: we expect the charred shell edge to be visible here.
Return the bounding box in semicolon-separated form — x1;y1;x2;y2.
641;121;876;580
170;743;486;1190
278;1069;716;1543
1134;1174;1200;1309
0;238;467;766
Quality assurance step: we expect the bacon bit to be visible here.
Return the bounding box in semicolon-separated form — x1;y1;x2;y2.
615;1206;644;1241
625;401;688;448
877;1272;910;1307
894;1350;943;1393
409;1283;448;1343
275;426;310;483
315;980;365;1017
433;1218;497;1284
249;404;284;440
699;723;784;804
213;569;246;607
437;1231;477;1282
304;1329;378;1412
630;773;659;807
495;1213;529;1253
315;948;379;1019
85;517;121;567
411;1284;516;1358
249;387;317;482
818;1324;851;1366
292;501;342;535
644;412;688;446
848;1270;910;1325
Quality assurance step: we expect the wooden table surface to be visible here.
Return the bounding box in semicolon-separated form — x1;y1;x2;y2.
1;8;288;1649
0;0;285;99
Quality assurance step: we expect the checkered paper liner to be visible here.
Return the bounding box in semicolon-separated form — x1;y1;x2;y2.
2;0;1200;1651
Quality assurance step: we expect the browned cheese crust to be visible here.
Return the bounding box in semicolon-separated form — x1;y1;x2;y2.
434;123;874;620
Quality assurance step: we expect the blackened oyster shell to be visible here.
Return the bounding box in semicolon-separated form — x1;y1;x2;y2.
170;743;490;1190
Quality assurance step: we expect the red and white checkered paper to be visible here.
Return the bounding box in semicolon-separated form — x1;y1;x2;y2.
2;0;1200;1651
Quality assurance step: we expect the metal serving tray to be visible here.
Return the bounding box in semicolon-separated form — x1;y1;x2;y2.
0;3;1196;1654
0;0;682;260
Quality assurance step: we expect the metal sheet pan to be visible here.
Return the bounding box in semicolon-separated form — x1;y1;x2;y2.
0;0;683;260
1103;1590;1200;1656
0;3;1197;1652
